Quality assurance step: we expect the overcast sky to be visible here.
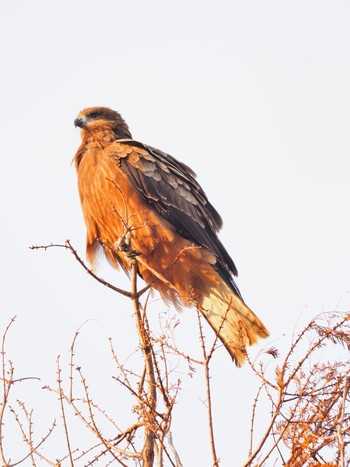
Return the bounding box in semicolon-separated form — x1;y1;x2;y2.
1;1;350;465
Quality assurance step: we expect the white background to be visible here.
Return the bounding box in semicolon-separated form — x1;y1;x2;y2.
1;1;350;465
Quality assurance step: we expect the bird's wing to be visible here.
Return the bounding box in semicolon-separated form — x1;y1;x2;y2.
110;139;241;297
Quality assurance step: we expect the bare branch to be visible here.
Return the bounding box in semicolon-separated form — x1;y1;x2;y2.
196;311;219;466
30;241;133;298
57;356;74;467
131;259;157;466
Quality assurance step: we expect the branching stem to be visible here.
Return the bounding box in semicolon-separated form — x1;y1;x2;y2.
131;259;157;466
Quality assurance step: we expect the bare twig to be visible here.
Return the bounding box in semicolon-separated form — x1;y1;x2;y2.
30;241;133;298
244;311;350;466
196;311;219;466
248;383;264;458
336;366;349;467
131;259;156;467
10;402;57;466
57;356;74;467
167;431;183;467
0;317;17;466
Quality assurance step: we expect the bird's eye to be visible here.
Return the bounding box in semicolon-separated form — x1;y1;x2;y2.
89;111;101;119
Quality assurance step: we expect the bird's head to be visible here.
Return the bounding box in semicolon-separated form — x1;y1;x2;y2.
74;107;132;140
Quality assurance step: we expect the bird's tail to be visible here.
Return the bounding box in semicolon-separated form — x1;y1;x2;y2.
200;283;269;366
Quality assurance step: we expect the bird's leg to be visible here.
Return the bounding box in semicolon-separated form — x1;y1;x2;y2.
114;228;141;259
115;229;131;252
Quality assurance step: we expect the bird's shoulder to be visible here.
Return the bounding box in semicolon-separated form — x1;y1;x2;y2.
107;140;203;208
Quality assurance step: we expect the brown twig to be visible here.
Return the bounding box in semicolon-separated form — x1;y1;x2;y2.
195;301;232;467
196;311;219;466
57;356;74;467
10;401;57;466
336;366;349;467
76;366;129;465
244;311;350;466
130;259;157;466
248;382;264;458
0;317;17;466
30;241;133;298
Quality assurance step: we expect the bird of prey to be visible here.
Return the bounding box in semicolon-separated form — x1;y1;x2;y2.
74;107;268;366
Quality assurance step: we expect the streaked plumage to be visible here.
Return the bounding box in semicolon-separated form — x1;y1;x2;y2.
74;107;269;366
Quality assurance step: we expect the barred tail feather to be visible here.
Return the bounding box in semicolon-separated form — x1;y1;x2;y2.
200;284;269;367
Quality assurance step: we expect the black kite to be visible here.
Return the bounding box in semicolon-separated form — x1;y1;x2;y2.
74;107;268;365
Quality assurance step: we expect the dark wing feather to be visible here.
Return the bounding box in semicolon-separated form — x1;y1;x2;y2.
113;140;241;298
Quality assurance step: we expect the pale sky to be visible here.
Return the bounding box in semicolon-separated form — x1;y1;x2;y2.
1;1;350;465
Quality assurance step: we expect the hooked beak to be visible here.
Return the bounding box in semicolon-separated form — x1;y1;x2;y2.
74;116;88;128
